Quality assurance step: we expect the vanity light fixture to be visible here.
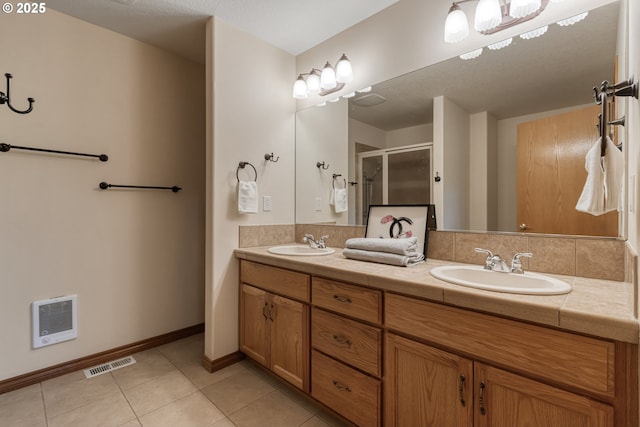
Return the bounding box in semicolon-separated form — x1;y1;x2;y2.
292;54;353;99
444;0;549;43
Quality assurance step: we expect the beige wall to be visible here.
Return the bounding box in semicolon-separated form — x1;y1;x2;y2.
204;18;295;361
0;11;206;380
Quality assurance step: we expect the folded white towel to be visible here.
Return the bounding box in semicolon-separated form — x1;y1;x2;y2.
576;137;623;216
342;248;424;267
238;180;258;214
333;188;347;213
345;237;419;256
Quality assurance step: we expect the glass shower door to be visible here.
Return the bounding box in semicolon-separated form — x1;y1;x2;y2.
360;155;383;225
387;147;431;204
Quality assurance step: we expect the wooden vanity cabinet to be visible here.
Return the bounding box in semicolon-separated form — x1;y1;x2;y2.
310;277;383;426
239;260;310;391
384;292;628;427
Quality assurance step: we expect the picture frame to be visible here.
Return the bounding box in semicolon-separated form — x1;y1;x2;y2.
365;204;437;256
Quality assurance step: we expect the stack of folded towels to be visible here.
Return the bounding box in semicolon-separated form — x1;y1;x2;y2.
342;237;425;267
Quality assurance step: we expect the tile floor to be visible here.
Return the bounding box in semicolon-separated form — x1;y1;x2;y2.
0;334;348;427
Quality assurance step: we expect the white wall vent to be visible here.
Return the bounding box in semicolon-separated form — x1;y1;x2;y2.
84;356;137;379
32;295;78;349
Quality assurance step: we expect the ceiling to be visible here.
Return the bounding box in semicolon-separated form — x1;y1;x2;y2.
45;0;400;63
349;2;619;131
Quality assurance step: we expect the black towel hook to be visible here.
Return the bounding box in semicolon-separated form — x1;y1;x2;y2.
0;73;35;114
316;161;329;170
264;153;279;162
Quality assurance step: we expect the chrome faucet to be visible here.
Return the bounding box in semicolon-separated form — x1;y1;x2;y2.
510;252;533;274
474;248;510;273
303;234;329;249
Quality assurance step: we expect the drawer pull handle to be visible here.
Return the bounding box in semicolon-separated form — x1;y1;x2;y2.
332;335;352;347
333;295;352;303
262;303;269;319
458;375;466;407
479;381;486;416
332;380;352;392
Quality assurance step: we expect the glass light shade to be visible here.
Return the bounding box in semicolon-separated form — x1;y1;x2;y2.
306;70;321;94
335;54;353;83
474;0;502;32
342;92;356;98
487;37;513;50
320;62;337;90
444;4;469;43
292;75;308;99
557;12;588;27
357;86;372;93
459;48;483;60
509;0;541;19
519;25;547;39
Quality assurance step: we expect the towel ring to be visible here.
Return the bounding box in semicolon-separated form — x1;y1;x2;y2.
237;161;257;183
332;173;346;189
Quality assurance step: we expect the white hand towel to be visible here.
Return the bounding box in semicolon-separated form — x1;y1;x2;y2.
238;180;258;214
333;188;347;213
346;237;419;256
603;136;624;212
576;137;623;216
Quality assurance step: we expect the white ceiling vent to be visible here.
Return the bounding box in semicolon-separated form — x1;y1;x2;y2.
352;93;387;107
83;356;136;379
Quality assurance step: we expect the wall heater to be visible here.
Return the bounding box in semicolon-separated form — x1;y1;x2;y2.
32;295;78;348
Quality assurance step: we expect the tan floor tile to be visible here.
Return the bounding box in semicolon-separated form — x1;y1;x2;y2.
112;349;177;390
157;334;205;366
211;418;237;427
47;393;136;427
0;383;46;427
201;370;275;415
182;357;250;390
42;371;122;418
124;370;198;416
228;390;313;427
139;391;225;427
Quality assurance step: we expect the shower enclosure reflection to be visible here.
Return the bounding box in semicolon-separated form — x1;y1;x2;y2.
357;143;432;225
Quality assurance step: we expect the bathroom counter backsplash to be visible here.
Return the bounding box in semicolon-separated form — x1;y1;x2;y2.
235;245;638;344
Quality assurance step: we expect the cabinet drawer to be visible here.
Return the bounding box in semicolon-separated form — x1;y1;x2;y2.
240;260;310;302
311;350;381;427
312;277;382;324
386;293;615;397
312;308;382;377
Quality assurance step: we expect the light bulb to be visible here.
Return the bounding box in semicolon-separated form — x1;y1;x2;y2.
444;4;469;43
335;54;353;83
320;62;337;90
509;0;541;19
292;75;308;99
306;70;321;94
474;0;502;32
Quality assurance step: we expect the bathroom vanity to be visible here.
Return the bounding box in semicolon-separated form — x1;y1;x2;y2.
235;247;638;427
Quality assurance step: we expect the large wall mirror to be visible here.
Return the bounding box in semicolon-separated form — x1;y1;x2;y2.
295;1;622;238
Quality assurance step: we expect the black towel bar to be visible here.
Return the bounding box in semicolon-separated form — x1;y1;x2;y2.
0;143;108;161
99;182;181;192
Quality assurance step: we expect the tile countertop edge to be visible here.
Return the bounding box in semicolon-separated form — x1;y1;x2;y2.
234;246;639;344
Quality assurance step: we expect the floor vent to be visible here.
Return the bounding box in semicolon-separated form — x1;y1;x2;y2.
83;356;136;379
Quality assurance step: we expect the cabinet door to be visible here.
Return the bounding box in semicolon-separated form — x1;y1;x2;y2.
239;284;269;367
474;363;614;427
385;333;473;427
270;294;309;391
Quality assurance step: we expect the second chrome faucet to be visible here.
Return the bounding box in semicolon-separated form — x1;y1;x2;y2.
474;248;532;274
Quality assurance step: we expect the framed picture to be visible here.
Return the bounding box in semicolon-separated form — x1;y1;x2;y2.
365;204;437;255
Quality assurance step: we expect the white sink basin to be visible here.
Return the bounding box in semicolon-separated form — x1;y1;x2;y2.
430;265;571;295
268;245;335;256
